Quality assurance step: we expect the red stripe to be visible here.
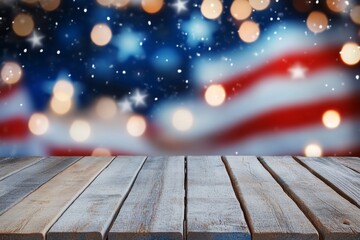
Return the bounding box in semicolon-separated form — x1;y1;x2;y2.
0;116;29;139
48;147;137;156
322;146;360;157
208;93;360;146
208;46;346;99
0;84;21;100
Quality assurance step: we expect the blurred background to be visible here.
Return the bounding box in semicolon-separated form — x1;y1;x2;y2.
0;0;359;156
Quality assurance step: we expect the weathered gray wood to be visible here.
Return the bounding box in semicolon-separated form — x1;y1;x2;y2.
260;156;360;240
108;156;185;240
296;157;360;208
187;156;250;240
0;156;80;215
224;156;318;240
48;156;146;240
0;157;44;181
0;156;114;240
334;157;360;173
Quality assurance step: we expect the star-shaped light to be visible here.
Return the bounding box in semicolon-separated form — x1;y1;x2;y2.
26;31;44;48
172;0;188;13
288;64;308;79
118;98;133;113
131;89;147;107
112;28;145;62
182;14;217;47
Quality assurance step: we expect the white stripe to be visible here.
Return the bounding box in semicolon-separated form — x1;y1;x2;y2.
0;88;32;121
153;68;358;139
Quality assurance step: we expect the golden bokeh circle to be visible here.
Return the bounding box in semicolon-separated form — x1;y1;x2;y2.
201;0;223;20
238;20;260;43
306;11;328;34
142;0;164;14
90;24;112;46
230;0;252;20
12;13;34;37
1;61;22;85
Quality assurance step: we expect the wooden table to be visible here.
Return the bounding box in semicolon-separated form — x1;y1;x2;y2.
0;156;359;240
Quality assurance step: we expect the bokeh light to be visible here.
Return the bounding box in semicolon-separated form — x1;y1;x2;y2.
172;108;194;132
205;84;226;107
92;147;112;156
238;20;260;43
90;24;112;47
96;0;113;7
322;110;341;129
350;5;360;25
95;97;118;120
230;0;252;21
40;0;61;11
249;0;270;11
306;11;328;34
304;144;323;157
50;97;72;115
70;119;91;142
201;0;223;20
326;0;347;13
12;13;34;37
142;0;163;14
0;61;22;85
112;0;130;8
340;42;360;65
127;115;147;137
28;113;49;136
53;80;74;101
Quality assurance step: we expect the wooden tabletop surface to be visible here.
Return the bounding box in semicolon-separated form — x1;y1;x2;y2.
0;156;359;240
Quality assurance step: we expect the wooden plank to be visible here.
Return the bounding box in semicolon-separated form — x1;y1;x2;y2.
334;157;360;173
48;156;146;240
0;156;114;240
186;156;250;240
260;156;360;240
296;157;360;208
0;156;80;215
224;156;318;240
0;157;44;181
108;156;185;240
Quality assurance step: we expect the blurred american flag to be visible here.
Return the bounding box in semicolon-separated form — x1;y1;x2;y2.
0;0;359;156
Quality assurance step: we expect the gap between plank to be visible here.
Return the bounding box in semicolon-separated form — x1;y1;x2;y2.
292;156;359;208
104;156;148;240
183;156;188;240
257;156;324;240
221;156;253;237
45;156;116;237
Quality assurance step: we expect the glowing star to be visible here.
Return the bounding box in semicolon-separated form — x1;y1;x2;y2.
288;64;308;79
131;89;147;106
172;0;188;13
182;14;217;47
118;98;133;113
26;31;44;48
112;28;145;62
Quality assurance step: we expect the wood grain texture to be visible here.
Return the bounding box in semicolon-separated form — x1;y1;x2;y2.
108;156;185;240
0;156;80;215
334;157;360;173
0;157;44;181
260;156;360;240
0;156;114;240
48;156;146;240
224;156;318;240
187;156;250;240
296;157;360;208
